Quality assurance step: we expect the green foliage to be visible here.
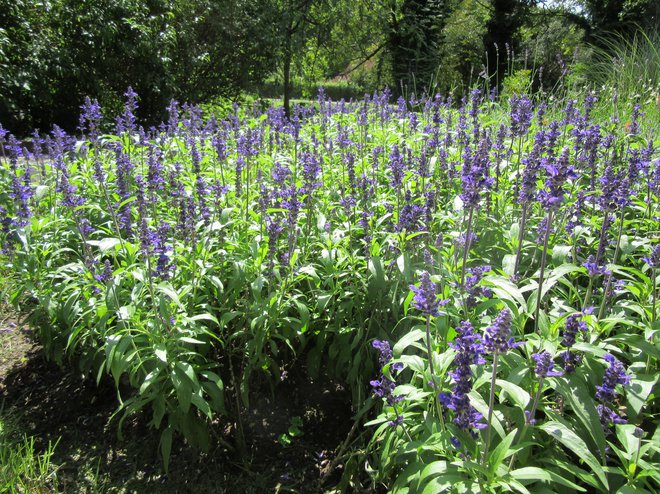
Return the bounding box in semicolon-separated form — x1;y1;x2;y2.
1;59;659;489
438;0;490;95
1;0;657;134
388;0;451;96
278;416;304;446
0;0;277;134
501;69;532;98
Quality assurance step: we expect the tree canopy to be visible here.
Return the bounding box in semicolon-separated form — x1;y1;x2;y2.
0;0;656;133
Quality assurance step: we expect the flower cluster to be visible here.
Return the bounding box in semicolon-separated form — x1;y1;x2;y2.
559;312;589;373
410;271;448;317
440;321;486;434
531;350;562;378
483;309;518;355
464;265;492;308
509;95;534;137
582;254;609;278
643;244;660;269
538;148;577;211
370;340;404;427
595;354;629;432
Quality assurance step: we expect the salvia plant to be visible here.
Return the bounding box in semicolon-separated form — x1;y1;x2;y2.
0;82;658;492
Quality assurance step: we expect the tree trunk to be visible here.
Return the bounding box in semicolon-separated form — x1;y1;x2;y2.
283;27;292;118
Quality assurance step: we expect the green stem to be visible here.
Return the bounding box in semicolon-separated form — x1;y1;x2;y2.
583;278;594;310
508;376;545;469
425;315;444;429
632;433;643;479
534;211;553;334
598;208;626;320
392;401;414;442
513;205;528;279
482;354;499;468
652;267;657;324
460;207;475;288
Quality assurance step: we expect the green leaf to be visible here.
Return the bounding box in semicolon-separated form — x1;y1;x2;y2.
496;379;531;408
616;486;652;494
160;425;173;474
527;264;581;312
140;369;162;394
416;460;449;492
397;253;411;278
201;371;225;414
502;254;516;277
368;255;386;290
219;311;241;330
539;420;608;491
393;328;426;357
552;245;573;265
550;458;602;490
421;474;468;494
154;344;168;363
178;337;206;345
391;461;423;493
172;366;193;414
176;361;199;386
510;466;586;491
87;237;121;252
489;429;517;474
470;390;505;439
190;313;220;325
397;355;426;374
317;293;332;311
484;275;526;309
616;424;641;458
157;282;184;309
625;374;657;422
607;334;660;360
554;374;607;457
191;392;212;419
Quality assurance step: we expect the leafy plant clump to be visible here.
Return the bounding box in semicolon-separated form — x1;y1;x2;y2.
0;85;658;491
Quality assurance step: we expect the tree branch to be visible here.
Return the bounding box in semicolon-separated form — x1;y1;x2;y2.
336;42;387;78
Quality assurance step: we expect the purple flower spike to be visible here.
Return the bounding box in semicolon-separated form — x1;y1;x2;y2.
372;339;393;367
595;353;630;432
559;313;588;374
561;314;587;348
643;244;660;269
441;321;486;433
464;265;492;308
560;350;583;374
509;95;534;137
371;340;403;427
597;404;627;428
596;354;629;404
538;148;576;211
583;255;608;277
532;351;563;378
483;309;518;355
410;271;446;317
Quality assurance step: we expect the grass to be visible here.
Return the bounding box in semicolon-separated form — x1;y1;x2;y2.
0;408;60;493
588;29;659;98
